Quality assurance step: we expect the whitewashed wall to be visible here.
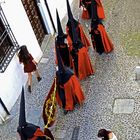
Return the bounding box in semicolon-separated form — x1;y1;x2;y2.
38;0;73;34
47;0;73;32
0;0;43;123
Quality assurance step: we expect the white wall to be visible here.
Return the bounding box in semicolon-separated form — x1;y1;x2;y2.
39;0;54;34
0;0;43;122
37;0;74;35
46;0;73;32
0;55;27;122
1;0;43;62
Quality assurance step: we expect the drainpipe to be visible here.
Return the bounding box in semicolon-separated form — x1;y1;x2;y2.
44;0;56;33
36;0;51;34
0;98;10;123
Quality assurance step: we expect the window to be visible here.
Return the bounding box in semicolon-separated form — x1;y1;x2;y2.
0;6;19;73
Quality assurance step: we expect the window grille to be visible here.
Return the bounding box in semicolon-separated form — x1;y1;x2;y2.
0;6;19;73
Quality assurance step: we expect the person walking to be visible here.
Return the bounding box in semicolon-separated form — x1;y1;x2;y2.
17;87;54;140
55;40;85;114
66;0;91;50
79;0;105;20
68;23;95;80
18;45;41;92
90;0;113;55
97;129;118;140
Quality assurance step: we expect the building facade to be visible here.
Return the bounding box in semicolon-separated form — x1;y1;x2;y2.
0;0;73;123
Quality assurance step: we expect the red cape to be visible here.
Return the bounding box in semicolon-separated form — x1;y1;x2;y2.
67;46;94;80
77;47;94;80
66;36;94;79
80;0;105;20
56;75;85;111
30;128;54;140
96;0;105;19
78;24;91;49
98;24;114;53
66;24;91;50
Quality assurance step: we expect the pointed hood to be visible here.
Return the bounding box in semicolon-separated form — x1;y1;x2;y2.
55;41;65;74
56;9;64;37
19;87;26;127
66;0;79;44
66;0;74;21
55;38;73;84
17;87;41;139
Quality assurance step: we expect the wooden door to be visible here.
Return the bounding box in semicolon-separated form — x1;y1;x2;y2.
21;0;46;45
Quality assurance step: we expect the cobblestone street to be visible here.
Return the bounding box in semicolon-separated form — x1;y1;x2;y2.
0;0;140;140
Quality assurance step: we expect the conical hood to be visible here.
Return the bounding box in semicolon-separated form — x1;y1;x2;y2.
71;18;78;44
55;40;65;74
91;0;98;20
66;0;79;44
56;9;64;37
66;0;74;21
55;39;73;84
19;87;26;127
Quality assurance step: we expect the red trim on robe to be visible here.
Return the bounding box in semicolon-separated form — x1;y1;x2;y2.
70;47;94;80
30;128;45;140
30;128;54;140
56;75;85;111
69;47;94;80
98;24;114;53
78;47;94;80
95;0;105;19
66;25;90;50
66;26;73;48
78;24;91;49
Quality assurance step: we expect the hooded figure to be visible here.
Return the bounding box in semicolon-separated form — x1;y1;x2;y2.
65;1;94;80
66;0;90;50
17;87;54;140
55;40;85;114
79;0;105;20
89;0;113;54
55;10;71;67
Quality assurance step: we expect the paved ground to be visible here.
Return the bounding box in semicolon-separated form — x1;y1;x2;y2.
0;0;140;140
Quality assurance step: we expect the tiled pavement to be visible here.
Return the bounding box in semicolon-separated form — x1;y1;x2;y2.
0;0;140;140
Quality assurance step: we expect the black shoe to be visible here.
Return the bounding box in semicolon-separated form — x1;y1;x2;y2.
28;85;31;93
64;110;68;115
37;77;42;82
98;52;103;55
